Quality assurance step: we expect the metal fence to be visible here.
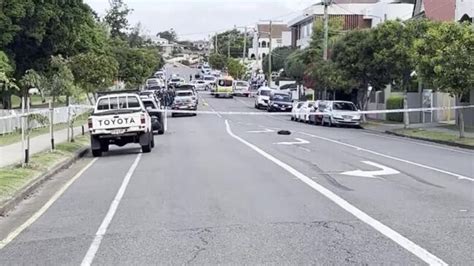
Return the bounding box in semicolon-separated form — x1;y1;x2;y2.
0;106;91;135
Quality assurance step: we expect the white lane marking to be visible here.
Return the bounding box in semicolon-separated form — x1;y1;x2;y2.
225;120;447;265
341;161;400;179
247;128;275;133
361;132;473;155
274;138;310;145
0;158;98;249
299;131;474;182
81;154;142;266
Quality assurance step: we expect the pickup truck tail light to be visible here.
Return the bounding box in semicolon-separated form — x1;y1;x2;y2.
140;114;146;124
88;118;93;129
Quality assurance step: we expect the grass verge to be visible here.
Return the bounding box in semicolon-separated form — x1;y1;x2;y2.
0;112;89;147
0;135;89;202
392;128;474;147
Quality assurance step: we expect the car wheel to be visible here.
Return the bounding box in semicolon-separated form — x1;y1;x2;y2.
171;113;176;117
291;116;294;121
142;138;152;153
100;142;109;152
92;149;102;157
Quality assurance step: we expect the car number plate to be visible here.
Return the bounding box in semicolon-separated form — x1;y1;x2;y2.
280;107;286;110
344;118;351;122
111;129;125;135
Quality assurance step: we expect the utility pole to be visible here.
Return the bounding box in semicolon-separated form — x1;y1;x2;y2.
243;26;247;61
322;0;331;99
268;20;273;87
215;32;218;54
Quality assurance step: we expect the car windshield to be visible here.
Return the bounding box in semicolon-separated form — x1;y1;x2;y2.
333;102;357;111
204;77;214;81
272;94;291;102
142;101;155;109
218;79;233;86
236;81;248;87
260;90;271;96
176;91;193;97
171;78;180;82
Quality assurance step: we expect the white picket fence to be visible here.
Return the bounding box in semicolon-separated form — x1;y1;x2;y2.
0;106;91;135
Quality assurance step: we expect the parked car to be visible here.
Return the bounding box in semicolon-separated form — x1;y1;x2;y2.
192;80;208;91
171;90;198;117
322;101;361;127
291;101;305;121
254;87;273;109
298;101;319;123
146;78;164;89
233;80;250;97
88;93;154;157
267;92;292;112
168;77;185;88
141;98;164;135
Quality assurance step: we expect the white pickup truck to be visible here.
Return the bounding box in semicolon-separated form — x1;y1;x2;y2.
88;93;154;157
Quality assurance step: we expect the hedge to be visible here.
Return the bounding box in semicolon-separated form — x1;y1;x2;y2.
386;96;404;122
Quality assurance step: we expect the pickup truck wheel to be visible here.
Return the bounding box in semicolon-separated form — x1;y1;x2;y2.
92;149;102;157
100;142;109;152
142;142;152;153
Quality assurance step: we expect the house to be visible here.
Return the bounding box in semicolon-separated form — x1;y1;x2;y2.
146;35;169;45
247;23;291;61
412;0;474;22
288;0;415;49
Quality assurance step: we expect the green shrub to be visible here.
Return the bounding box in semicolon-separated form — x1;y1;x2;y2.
386;96;403;122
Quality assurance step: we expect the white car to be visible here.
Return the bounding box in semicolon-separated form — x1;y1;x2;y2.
322;101;361;127
298;101;318;123
254;87;273;109
145;78;164;89
291;101;305;121
203;75;217;87
233;80;250;97
192;80;208;91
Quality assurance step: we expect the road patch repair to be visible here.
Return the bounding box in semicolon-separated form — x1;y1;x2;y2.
0;135;90;216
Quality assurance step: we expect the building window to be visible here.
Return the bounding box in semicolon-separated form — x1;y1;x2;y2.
250;54;256;60
261;41;267;48
262;53;266;59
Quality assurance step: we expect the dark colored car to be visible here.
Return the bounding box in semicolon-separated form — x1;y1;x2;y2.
267;93;293;112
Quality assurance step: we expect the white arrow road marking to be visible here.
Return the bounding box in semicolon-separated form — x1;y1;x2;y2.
341;161;400;179
247;128;275;133
275;138;310;145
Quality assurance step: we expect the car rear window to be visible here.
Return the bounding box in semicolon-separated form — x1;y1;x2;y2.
218;79;233;86
260;90;271;96
236;82;248;87
177;91;193;97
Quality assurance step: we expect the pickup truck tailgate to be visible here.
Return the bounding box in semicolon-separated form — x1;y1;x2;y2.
91;112;143;130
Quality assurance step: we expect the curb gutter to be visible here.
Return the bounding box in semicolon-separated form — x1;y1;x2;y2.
385;131;474;150
0;147;89;216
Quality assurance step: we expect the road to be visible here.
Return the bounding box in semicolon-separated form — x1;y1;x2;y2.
0;65;473;265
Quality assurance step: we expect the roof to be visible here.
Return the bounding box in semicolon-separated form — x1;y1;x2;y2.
257;23;290;39
412;0;456;21
288;3;375;26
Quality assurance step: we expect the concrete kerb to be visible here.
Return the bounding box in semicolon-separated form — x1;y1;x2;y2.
0;147;90;216
384;130;474;150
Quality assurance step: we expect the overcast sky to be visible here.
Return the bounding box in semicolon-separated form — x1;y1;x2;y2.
84;0;315;40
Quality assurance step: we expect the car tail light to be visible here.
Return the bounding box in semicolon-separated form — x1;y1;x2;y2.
88;118;93;129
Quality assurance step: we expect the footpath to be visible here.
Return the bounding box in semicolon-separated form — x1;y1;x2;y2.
363;120;474;149
0;126;84;167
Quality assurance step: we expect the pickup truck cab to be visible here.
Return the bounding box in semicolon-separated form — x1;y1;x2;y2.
88;93;154;157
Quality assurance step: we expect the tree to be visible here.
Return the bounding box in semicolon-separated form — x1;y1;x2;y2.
104;0;132;40
414;22;474;138
226;58;245;79
285;50;306;83
332;29;384;111
0;51;17;109
70;52;119;104
209;53;227;70
262;46;294;73
157;29;177;43
20;69;44;101
46;55;75;105
212;29;251;58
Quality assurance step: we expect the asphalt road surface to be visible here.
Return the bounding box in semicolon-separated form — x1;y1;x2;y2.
0;66;473;265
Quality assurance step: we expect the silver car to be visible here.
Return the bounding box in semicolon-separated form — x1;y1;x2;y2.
321;101;362;127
